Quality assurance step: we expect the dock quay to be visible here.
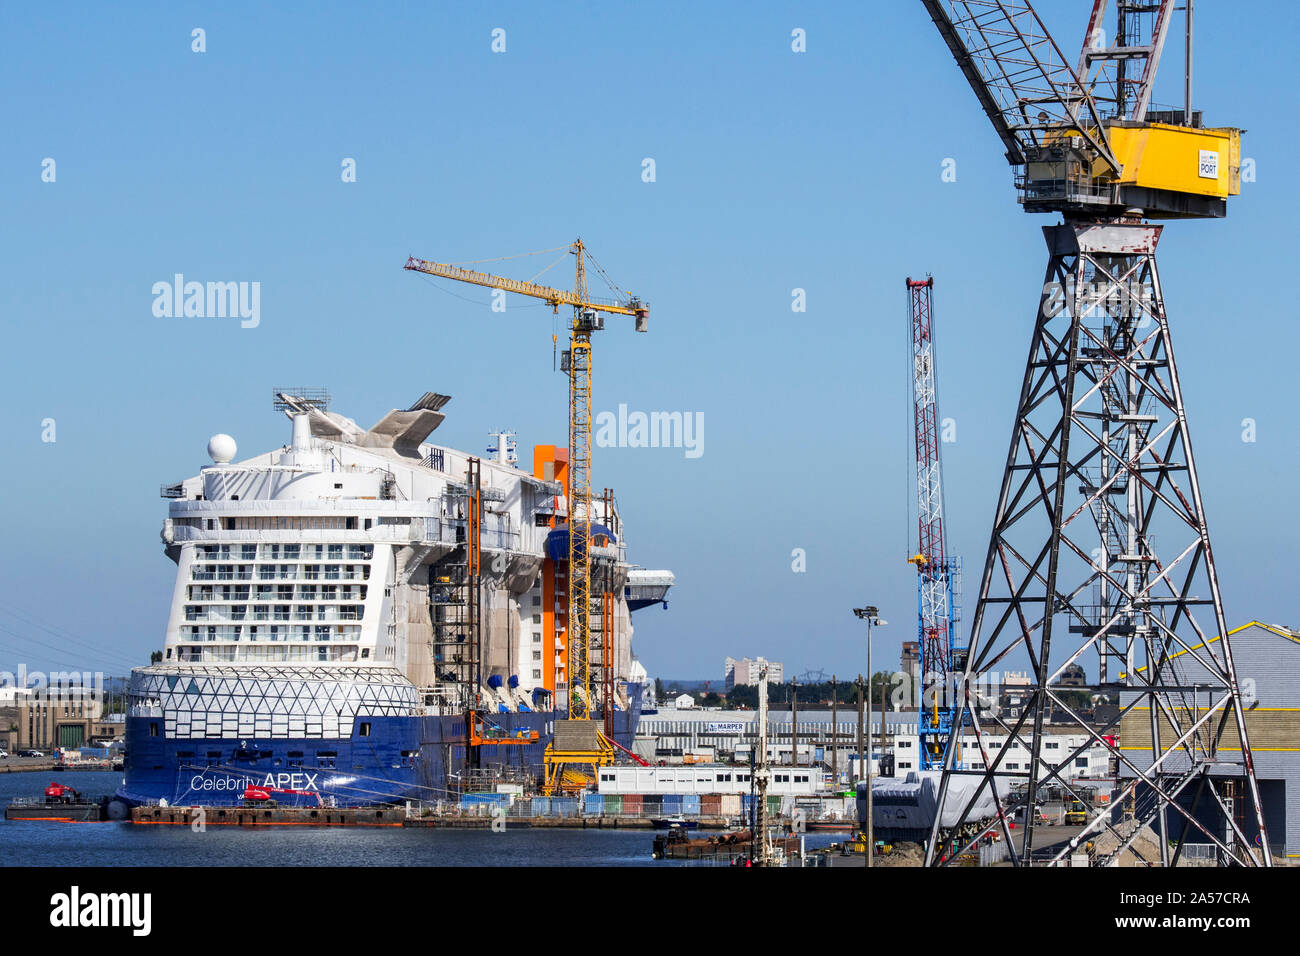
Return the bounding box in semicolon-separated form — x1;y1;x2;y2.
405;814;739;829
0;758;58;774
126;805;790;830
131;805;406;827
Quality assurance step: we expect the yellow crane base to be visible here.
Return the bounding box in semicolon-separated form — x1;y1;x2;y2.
541;719;615;795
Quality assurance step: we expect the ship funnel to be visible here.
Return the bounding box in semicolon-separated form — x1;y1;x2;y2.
291;413;312;452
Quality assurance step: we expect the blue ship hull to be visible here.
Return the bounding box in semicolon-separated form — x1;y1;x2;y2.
118;688;642;808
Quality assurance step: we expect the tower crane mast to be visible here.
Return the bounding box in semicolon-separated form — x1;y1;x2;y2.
907;277;963;770
405;239;647;788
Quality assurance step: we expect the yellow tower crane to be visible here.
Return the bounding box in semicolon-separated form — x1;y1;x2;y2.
404;239;648;792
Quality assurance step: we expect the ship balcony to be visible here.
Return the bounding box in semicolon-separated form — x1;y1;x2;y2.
184;606;364;623
170;518;525;552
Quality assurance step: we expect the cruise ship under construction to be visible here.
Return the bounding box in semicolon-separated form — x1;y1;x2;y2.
117;389;673;809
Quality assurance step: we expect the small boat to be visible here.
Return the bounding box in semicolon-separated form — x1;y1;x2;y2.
4;782;106;822
650;815;698;830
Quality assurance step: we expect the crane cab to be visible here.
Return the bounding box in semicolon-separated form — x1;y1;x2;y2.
576;308;603;332
1021;121;1241;219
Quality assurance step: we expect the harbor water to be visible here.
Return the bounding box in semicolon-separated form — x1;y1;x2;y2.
0;772;842;867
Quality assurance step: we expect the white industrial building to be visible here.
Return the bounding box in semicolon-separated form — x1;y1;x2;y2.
638;709;1111;785
724;656;784;689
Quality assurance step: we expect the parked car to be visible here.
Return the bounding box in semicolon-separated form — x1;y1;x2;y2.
16;749;46;758
0;749;8;759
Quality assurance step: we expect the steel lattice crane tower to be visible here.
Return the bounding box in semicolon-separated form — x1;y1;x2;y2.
919;0;1269;867
907;277;965;770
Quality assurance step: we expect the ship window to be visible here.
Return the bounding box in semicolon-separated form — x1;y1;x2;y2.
361;648;370;659
149;723;159;737
346;517;358;530
359;722;371;737
364;519;372;530
334;483;343;489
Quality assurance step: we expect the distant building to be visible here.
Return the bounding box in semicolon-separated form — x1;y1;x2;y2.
0;685;114;752
1000;671;1034;718
724;657;784;690
1057;663;1087;687
674;693;696;710
1118;620;1300;859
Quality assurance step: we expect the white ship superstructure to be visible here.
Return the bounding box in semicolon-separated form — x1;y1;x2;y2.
120;390;672;807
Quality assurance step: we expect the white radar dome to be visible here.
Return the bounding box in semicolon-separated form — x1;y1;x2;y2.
207;434;237;464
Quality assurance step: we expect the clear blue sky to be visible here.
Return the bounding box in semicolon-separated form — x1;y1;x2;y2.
1;2;1297;682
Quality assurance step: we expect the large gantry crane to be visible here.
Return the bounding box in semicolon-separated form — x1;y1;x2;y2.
906;276;965;771
405;240;648;792
918;0;1269;867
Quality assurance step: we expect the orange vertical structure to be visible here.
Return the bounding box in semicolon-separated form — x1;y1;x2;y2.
533;445;569;701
